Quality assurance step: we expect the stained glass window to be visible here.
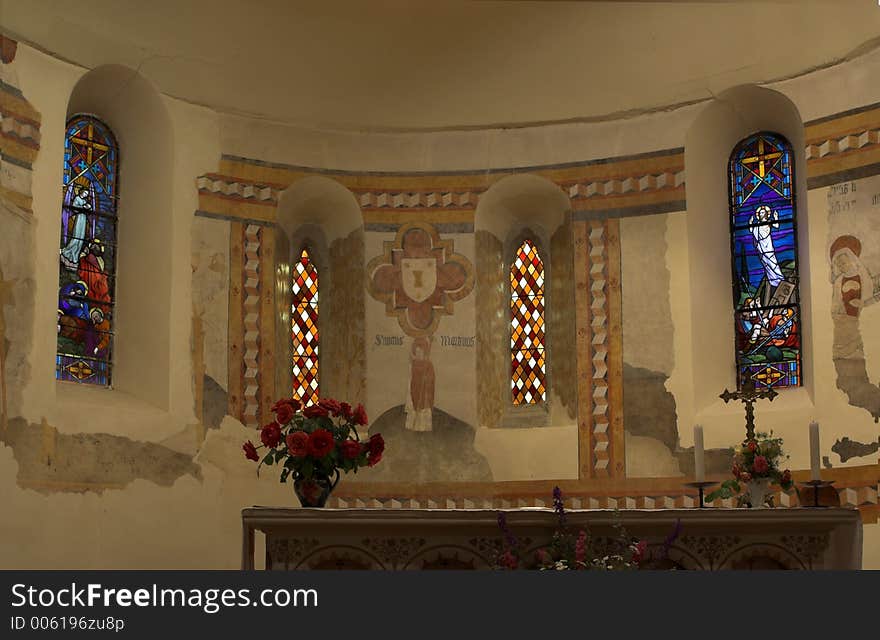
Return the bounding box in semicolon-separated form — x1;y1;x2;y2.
56;115;118;386
510;239;546;404
729;132;801;389
291;247;319;406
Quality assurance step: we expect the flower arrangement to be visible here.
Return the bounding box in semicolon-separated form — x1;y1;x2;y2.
241;396;384;506
493;487;681;570
705;430;794;507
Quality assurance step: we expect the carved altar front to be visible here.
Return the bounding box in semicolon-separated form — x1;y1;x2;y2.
242;507;862;570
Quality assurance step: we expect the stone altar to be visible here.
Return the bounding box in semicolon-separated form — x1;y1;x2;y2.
241;507;863;570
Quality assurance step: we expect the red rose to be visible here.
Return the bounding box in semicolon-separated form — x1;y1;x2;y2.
272;397;301;412
340;402;353;420
353;404;368;426
303;404;329;419
752;455;769;474
242;440;259;461
732;464;742;479
319;398;343;417
286;431;309;457
341;439;362;460
367;433;384;466
740;471;752;482
274;403;295;425
747;440;757;453
260;422;282;448
307;429;335;458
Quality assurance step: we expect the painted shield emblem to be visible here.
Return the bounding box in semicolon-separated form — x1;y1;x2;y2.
401;258;437;303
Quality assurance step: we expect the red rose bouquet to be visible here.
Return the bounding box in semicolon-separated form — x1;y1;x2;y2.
241;396;383;506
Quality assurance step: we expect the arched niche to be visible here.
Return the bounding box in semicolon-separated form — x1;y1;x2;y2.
64;64;174;410
684;84;812;412
274;176;365;406
473;173;576;428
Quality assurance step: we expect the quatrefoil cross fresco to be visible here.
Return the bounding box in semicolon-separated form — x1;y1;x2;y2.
367;222;474;337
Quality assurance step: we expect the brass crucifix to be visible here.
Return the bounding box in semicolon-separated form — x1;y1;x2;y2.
719;377;778;441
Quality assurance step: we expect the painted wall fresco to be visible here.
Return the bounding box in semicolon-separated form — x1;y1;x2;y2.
828;175;880;424
0;37;38;432
322;229;366;406
475;230;506;429
191;216;229;430
364;222;485;481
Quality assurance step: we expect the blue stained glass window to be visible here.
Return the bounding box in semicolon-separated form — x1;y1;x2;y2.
729;132;801;390
56;115;119;386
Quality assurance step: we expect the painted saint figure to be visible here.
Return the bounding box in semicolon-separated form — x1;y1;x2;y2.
830;234;880;421
405;336;435;432
750;205;785;288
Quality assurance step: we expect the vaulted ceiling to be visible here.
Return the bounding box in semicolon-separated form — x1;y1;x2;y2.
3;0;880;131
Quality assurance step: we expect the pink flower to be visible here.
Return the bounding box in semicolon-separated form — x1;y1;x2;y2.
575;530;587;565
753;455;769;474
747;440;757;453
500;550;518;570
632;540;648;564
740;471;752;483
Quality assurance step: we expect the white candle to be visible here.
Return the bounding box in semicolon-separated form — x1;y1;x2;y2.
809;421;821;481
693;425;705;482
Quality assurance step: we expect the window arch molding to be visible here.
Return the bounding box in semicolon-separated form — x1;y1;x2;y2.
49;63;175;415
474;173;576;429
274;177;365;408
683;84;812;412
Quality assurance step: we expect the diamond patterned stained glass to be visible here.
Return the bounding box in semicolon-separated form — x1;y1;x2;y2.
291;247;319;406
56;115;119;386
729;132;802;390
510;239;546;404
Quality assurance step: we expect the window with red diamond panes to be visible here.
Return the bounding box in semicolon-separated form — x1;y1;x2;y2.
291;247;319;406
510;239;546;405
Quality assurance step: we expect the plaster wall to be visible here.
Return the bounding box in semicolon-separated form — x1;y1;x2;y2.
0;41;876;569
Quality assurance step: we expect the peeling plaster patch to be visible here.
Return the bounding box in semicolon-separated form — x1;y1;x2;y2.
202;375;229;431
2;417;200;493
623;363;731;476
364;405;492;482
832;436;880;462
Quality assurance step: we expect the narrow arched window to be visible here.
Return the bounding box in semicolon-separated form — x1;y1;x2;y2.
56;115;119;386
729;132;802;389
291;247;319;406
510;239;546;404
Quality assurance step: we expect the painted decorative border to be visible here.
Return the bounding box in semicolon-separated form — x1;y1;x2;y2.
575;219;624;479
327;474;879;524
0;37;41;215
242;224;262;428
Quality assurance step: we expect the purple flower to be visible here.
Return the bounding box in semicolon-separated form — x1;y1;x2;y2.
552;485;566;527
660;518;683;559
497;512;518;548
